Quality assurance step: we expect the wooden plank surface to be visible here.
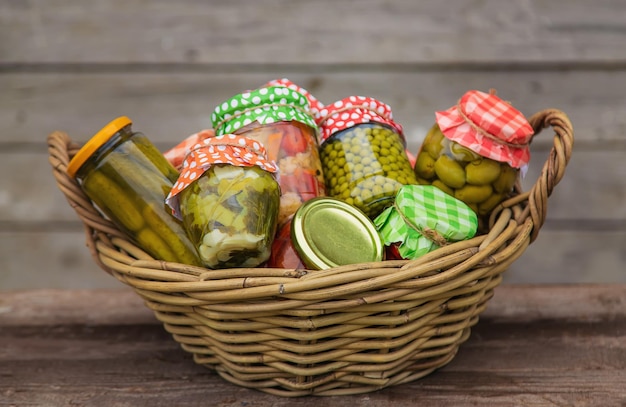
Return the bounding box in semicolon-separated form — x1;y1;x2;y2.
1;285;625;406
2;71;625;146
2;0;626;64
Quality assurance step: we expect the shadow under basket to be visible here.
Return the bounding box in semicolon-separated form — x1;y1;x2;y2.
48;109;573;397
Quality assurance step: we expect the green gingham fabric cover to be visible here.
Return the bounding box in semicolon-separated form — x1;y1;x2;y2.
374;185;478;260
211;86;318;136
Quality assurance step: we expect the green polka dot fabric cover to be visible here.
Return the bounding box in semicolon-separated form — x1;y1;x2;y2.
374;185;478;260
212;86;318;136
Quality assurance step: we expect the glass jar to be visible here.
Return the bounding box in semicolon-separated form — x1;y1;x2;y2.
66;116;202;266
211;86;325;227
290;197;384;270
317;96;418;219
414;90;534;219
166;134;280;269
266;216;306;269
373;185;478;261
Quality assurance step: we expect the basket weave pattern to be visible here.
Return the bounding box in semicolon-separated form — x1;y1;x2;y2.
48;109;573;397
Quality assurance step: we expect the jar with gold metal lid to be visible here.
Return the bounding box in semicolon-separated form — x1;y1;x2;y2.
288;197;384;270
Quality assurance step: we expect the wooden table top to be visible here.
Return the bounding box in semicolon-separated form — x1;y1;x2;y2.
1;284;625;406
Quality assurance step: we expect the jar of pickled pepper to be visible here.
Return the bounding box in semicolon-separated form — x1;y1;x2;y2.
316;96;418;219
211;85;325;227
66;117;202;266
414;90;534;221
166;134;280;269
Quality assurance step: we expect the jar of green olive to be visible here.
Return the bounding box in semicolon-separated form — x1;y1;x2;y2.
414;90;534;220
211;85;325;227
66;116;202;266
166;134;280;269
316;96;417;219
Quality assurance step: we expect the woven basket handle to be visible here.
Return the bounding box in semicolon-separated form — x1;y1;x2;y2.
519;109;574;242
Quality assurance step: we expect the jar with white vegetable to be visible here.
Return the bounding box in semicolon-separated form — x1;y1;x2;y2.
166;134;280;269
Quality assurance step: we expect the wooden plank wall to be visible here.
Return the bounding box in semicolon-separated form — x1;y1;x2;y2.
1;0;625;289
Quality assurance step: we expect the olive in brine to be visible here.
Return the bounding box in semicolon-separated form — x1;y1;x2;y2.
455;184;493;204
493;164;519;193
466;158;501;185
434;155;466;189
414;152;436;180
423;124;445;159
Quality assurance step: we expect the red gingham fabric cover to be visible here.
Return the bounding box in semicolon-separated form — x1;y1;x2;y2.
435;90;534;169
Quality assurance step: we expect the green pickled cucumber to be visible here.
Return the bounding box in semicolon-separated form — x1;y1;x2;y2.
136;228;177;263
434;155;466;189
122;134;180;183
142;203;202;265
84;171;145;232
102;152;173;199
423;124;445;159
414;152;436;179
99;152;201;265
493;165;518;193
466;158;502;185
431;179;455;197
455;184;493;204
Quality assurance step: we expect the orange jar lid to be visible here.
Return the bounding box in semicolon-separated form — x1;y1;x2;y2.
66;116;132;177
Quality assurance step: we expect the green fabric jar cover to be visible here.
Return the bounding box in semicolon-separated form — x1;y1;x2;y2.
374;185;478;260
211;86;318;136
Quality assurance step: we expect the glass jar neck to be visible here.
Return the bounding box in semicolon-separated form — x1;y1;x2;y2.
75;125;134;179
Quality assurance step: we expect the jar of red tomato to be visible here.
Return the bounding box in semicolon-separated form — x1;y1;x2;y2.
212;86;325;226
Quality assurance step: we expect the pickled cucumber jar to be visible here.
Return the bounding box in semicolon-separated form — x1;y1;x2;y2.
66;116;202;266
211;85;325;227
414;90;534;220
316;96;418;219
166;134;280;269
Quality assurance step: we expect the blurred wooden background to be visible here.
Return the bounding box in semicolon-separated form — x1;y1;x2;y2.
1;0;625;290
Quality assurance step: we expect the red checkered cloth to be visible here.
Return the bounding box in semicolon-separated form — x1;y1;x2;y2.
435;90;534;169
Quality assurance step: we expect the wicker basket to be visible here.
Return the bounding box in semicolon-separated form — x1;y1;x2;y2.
48;109;573;397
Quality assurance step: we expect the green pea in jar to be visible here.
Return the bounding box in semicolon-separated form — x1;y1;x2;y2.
316;96;417;219
66;116;202;266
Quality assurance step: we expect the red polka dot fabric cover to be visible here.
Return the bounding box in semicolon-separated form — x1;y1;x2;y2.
166;134;278;219
435;90;534;170
315;96;404;144
263;78;324;119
